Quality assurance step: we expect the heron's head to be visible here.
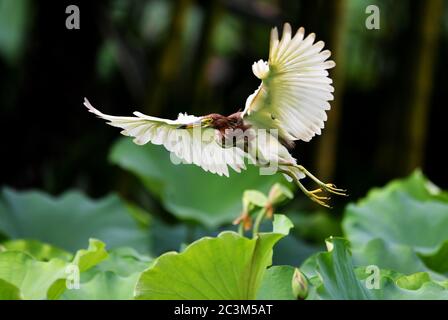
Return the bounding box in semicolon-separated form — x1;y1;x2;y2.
200;113;227;129
199;113;244;130
200;116;215;128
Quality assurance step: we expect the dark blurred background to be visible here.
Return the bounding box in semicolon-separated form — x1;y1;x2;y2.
1;0;447;200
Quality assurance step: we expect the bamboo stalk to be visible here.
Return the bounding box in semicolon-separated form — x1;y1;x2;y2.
314;0;348;181
191;0;223;114
404;0;444;173
144;0;193;115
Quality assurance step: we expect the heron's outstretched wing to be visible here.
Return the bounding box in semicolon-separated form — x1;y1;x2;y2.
84;98;246;177
243;23;335;143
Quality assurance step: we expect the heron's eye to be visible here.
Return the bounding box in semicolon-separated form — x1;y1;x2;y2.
201;118;212;126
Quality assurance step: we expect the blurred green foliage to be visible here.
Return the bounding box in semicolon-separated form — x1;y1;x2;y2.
344;170;448;278
110;137;284;227
0;188;151;253
0;0;30;64
0;169;447;299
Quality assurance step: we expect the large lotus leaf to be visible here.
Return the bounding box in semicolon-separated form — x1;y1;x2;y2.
0;279;22;300
355;268;448;300
350;238;431;277
360;170;448;203
305;238;373;300
0;251;67;300
0;239;107;300
61;248;152;300
109;138;285;227
343;171;448;277
256;266;296;300
91;247;152;277
418;240;448;274
135;215;293;299
71;239;108;272
304;238;448;300
378;276;448;300
0;187;151;253
61;272;141;300
1;239;73;261
47;239;109;299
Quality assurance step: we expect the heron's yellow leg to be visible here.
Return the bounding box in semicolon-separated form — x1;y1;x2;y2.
280;169;332;208
280;164;348;208
296;165;348;197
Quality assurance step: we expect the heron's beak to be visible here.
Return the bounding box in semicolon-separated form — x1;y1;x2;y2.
200;117;213;128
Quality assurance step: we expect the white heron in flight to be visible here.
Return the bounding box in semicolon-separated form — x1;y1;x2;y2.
84;23;347;207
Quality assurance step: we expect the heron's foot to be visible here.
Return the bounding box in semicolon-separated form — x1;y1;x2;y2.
281;164;348;207
320;183;348;197
300;186;332;208
296;165;348;197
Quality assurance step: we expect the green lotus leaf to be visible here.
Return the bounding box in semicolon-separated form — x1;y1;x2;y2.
0;279;22;300
304;237;448;300
1;239;73;261
257;265;296;300
343;171;448;277
0;187;151;253
109;138;285;227
0;239;107;300
61;247;152;300
135;214;292;299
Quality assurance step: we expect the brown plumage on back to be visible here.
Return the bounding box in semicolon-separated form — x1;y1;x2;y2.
205;112;250;133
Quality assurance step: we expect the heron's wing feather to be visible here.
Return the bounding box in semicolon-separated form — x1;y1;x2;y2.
84;98;246;177
243;23;335;143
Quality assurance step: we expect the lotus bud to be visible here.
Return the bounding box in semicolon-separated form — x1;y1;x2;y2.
292;268;308;300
